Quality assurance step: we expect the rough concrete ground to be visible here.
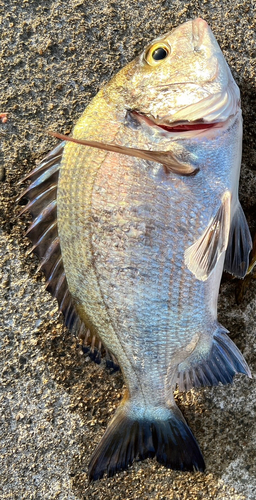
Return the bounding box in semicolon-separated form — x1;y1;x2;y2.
0;0;256;498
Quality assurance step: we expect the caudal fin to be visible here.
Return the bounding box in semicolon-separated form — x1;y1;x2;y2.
88;403;205;480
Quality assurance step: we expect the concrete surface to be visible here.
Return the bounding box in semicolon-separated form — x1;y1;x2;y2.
0;0;255;498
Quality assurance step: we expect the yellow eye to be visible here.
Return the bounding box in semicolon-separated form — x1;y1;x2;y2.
145;42;170;66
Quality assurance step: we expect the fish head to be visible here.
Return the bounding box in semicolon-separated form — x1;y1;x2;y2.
112;18;240;132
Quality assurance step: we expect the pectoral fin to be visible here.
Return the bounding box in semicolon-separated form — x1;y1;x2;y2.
184;191;231;281
224;202;252;278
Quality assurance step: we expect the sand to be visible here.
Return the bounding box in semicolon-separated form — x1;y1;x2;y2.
0;0;256;498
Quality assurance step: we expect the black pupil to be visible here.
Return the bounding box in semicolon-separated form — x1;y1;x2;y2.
152;47;168;61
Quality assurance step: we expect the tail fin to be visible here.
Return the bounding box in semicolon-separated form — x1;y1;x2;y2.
88;403;205;480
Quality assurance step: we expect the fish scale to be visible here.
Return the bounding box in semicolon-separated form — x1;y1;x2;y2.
89;158;204;339
20;18;252;480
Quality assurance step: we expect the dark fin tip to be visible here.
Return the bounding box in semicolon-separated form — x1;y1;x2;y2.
224;202;252;278
89;348;101;364
105;350;120;372
88;406;205;481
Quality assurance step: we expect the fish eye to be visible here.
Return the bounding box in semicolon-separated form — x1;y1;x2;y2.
145;42;170;66
152;47;168;60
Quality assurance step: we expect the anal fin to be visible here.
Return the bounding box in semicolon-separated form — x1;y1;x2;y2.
176;325;251;392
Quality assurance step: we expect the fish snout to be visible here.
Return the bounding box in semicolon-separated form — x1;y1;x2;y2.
192;18;209;51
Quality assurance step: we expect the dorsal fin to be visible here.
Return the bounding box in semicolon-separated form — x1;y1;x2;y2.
19;142;119;371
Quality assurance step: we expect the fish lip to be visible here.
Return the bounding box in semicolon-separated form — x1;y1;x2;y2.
129;110;221;133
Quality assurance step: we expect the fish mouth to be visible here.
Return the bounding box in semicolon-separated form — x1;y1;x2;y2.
131;111;219;133
153;122;217;132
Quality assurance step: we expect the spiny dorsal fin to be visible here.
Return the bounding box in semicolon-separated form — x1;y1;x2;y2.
19;141;118;369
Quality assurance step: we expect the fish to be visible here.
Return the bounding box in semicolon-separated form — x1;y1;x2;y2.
19;18;252;480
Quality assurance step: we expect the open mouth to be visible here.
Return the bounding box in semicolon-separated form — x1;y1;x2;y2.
155;122;217;132
131;110;218;133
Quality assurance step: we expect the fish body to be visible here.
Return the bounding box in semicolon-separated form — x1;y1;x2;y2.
21;19;252;479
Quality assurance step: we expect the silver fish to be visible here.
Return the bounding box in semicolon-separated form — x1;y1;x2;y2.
20;18;252;479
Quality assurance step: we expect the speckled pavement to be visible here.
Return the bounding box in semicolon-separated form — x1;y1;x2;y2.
0;1;256;499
